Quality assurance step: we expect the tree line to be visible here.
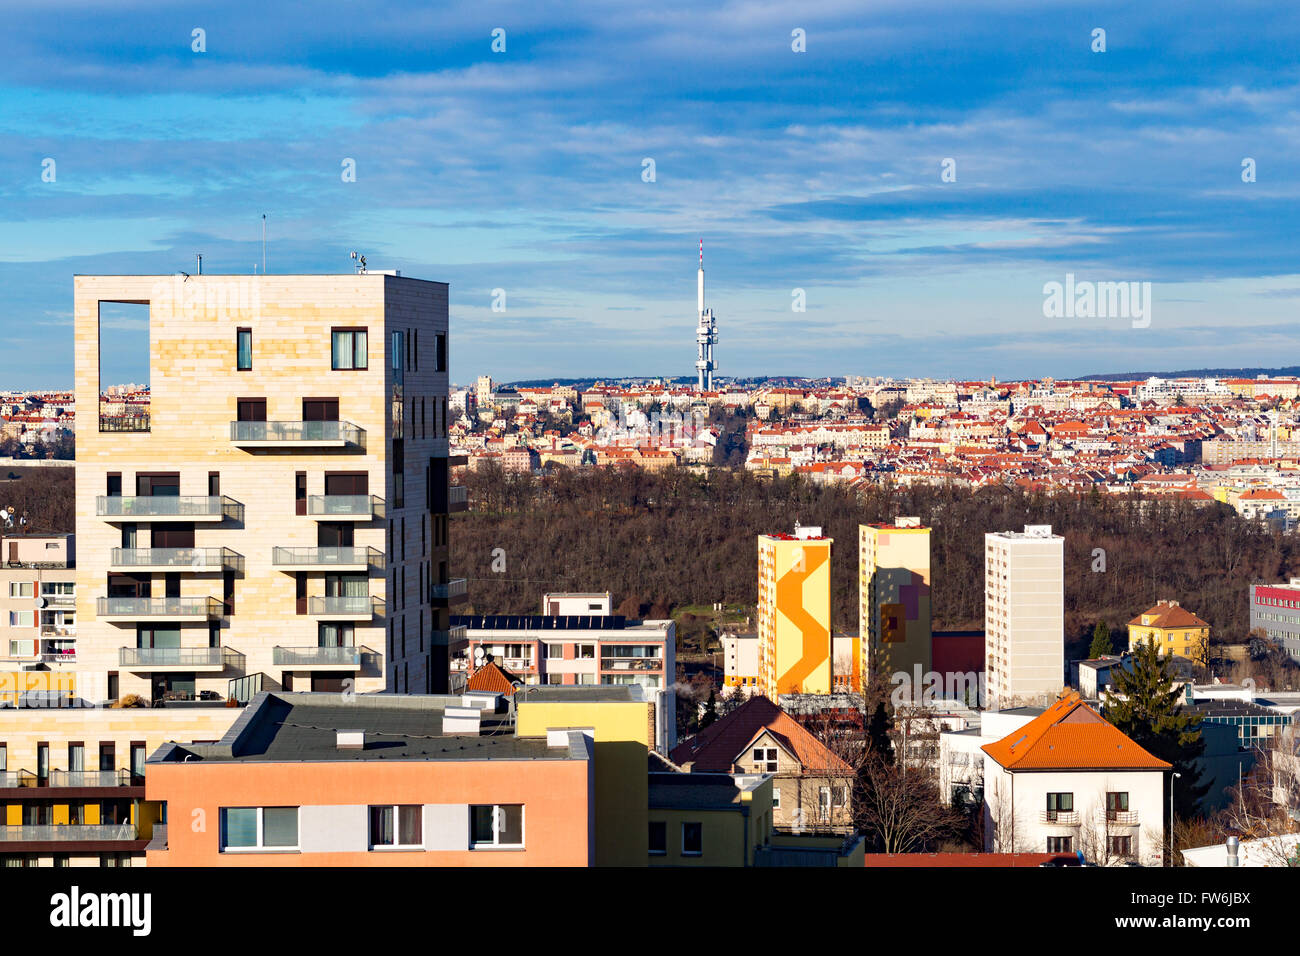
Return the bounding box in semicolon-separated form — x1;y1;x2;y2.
455;465;1296;654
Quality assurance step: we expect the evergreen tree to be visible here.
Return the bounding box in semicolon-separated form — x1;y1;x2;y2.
1088;621;1113;658
1105;641;1209;817
866;701;894;765
700;687;718;730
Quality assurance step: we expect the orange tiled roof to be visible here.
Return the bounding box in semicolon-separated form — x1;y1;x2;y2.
981;690;1170;771
465;660;522;697
1128;601;1209;630
670;695;852;774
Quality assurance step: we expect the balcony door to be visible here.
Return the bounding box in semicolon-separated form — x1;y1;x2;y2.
136;473;179;497
138;627;181;649
108;574;150;599
325;573;367;598
324;472;368;496
302;398;339;422
317;523;354;548
319;623;353;648
152;524;194;550
237;398;267;422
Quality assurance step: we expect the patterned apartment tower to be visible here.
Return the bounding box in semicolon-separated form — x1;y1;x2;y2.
757;525;832;697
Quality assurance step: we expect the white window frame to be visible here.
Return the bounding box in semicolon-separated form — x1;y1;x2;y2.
753;746;778;772
469;804;525;850
219;806;299;853
368;804;424;850
8;583;32;599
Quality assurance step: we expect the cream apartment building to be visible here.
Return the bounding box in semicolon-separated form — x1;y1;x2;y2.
984;525;1065;708
73;272;463;706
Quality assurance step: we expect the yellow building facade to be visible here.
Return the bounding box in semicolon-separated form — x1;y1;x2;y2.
757;528;832;697
1127;600;1210;661
859;519;932;687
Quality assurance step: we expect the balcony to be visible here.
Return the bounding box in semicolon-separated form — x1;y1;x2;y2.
1104;810;1140;826
110;547;244;572
97;596;223;622
96;495;239;522
39;593;75;608
0;824;137;843
449;485;468;512
230;420;364;449
272;646;361;670
272;546;383;572
600;657;664;672
307;595;382;620
48;770;133;788
431;578;468;605
307;495;385;520
1039;810;1080;825
40;651;76;664
119;646;235;671
0;771;37;789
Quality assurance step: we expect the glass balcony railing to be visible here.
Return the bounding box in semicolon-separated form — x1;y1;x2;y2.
307;495;384;518
110;547;243;571
600;658;664;671
272;646;361;667
96;495;239;520
0;771;37;788
431;579;467;601
0;824;137;842
230;420;364;446
449;485;468;509
98;597;223;619
48;770;132;788
272;546;382;568
119;646;227;667
307;595;381;617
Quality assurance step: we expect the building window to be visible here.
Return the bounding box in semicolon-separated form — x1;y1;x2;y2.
435;333;447;372
1045;792;1073;821
546;643;564;659
648;821;666;855
1109;835;1134;858
681;822;703;856
576;643;595;659
753;747;778;772
469;804;524;849
1105;791;1129;820
331;328;368;370
8;583;32;599
391;331;404;385
369;805;422;849
8;611;33;627
771;786;781;809
236;328;252;370
220;807;299;852
1047;836;1073;853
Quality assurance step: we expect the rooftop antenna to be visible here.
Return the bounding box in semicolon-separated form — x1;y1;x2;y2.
261;214;267;274
350;251;367;274
196;253;202;275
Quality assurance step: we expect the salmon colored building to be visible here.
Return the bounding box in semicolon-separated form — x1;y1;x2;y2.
145;691;594;866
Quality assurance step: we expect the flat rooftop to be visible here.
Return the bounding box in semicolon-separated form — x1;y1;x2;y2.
148;692;577;764
649;772;763;810
515;685;646;704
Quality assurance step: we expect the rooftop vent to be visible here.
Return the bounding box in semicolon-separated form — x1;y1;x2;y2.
895;516;921;528
336;729;365;750
1023;524;1052;537
443;706;481;735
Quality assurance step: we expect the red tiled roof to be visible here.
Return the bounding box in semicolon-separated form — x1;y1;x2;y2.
465;660;522;697
1128;601;1209;629
670;695;852;774
981;690;1170;771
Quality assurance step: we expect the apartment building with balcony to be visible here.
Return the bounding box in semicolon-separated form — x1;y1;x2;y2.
981;691;1169;865
73;272;462;705
984;525;1065;708
0;703;240;866
0;534;76;670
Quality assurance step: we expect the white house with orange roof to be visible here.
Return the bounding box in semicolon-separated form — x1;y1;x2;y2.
981;691;1170;865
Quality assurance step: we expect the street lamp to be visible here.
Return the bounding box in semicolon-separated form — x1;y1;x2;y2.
1168;771;1182;867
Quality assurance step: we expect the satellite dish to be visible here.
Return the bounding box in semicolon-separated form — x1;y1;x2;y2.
473;647;484;662
34;597;46;608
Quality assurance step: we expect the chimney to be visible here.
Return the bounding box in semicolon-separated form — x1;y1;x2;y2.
1226;836;1240;867
443;706;482;735
336;729;365;750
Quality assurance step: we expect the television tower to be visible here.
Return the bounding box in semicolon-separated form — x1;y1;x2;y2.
695;239;718;391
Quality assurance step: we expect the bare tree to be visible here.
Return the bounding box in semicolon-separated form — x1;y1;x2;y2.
855;752;963;853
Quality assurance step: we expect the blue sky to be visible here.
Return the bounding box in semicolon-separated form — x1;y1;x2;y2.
2;0;1299;387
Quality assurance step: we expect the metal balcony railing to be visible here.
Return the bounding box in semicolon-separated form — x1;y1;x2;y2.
110;547;243;571
600;658;664;671
307;595;381;617
230;420;364;446
1105;810;1140;825
40;652;76;663
98;597;223;619
48;770;132;788
272;546;383;568
118;646;228;667
272;646;361;667
96;495;239;519
1039;810;1080;825
40;626;75;637
307;495;384;518
0;824;137;842
40;593;76;607
431;579;467;600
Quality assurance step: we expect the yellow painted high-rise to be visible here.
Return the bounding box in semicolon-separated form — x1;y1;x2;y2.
757;525;832;697
859;518;932;687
